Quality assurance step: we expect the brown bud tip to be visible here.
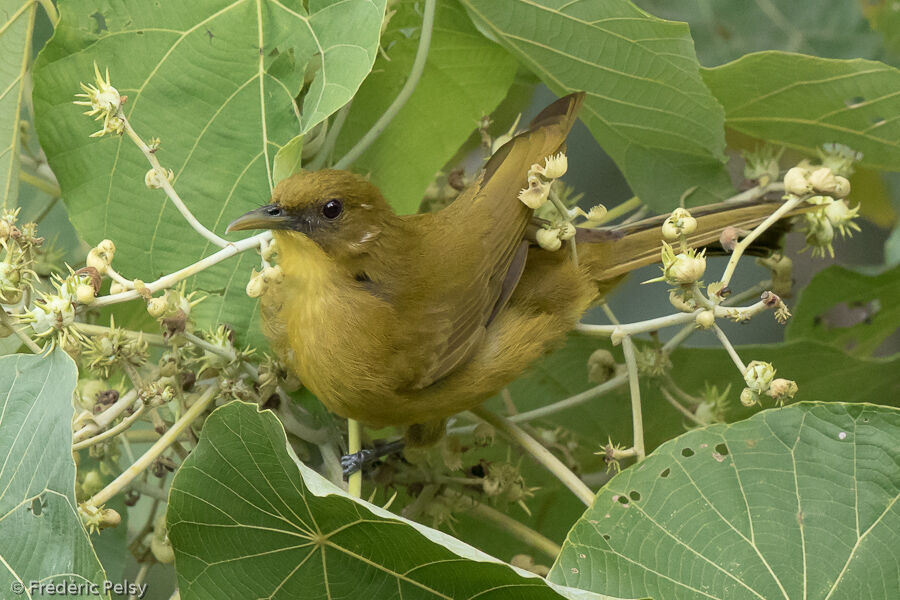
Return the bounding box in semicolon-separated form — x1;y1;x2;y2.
74;266;103;293
760;291;781;307
447;168;466;191
719;227;741;253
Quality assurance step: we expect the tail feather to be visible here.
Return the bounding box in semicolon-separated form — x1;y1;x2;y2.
578;198;813;284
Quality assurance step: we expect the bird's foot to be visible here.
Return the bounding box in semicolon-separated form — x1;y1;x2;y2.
341;439;406;479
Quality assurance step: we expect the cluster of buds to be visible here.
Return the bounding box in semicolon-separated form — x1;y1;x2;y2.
18;272;95;343
535;221;575;252
482;461;535;507
817;143;862;178
245;264;284;298
82;324;149;378
741;360;797;407
661;208;698;242
138;381;175;408
73;63;125;138
86;239;116;276
146;284;202;337
518;152;568;209
801;195;861;259
632;345;671;377
190;325;252;376
783;164;850;198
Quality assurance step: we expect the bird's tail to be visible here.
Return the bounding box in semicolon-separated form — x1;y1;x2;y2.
575;197;812;294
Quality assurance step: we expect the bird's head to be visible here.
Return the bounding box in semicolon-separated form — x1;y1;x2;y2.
227;170;394;257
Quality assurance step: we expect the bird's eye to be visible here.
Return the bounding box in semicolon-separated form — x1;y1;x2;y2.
265;205;282;217
322;198;343;219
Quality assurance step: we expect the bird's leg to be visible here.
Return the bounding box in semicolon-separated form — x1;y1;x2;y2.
341;438;406;479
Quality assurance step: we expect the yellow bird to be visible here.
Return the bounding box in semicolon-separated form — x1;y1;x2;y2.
228;93;795;472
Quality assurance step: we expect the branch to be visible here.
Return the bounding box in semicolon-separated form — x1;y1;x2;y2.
470;406;594;506
0;309;42;353
468;501;561;559
334;0;436;169
87;384;218;507
620;336;645;460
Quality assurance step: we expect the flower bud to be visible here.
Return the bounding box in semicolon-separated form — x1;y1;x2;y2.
518;175;551;209
586;205;607;222
109;282;126;295
85;249;109;275
783;167;812;196
151;514;175;564
666;252;706;284
743;360;776;394
147;297;167;318
558;222;576;241
246;272;267;298
808;167;835;193
587;349;617;384
536;227;561;251
145;167;175;190
76;283;96;305
661;220;680;241
831;176;850;199
539;152;568;179
740;387;758;407
261;264;284;284
766;378;798;402
98;239;116;256
695;310;715;329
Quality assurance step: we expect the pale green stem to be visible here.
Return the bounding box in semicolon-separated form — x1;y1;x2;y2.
660;386;704;427
36;0;58;25
712;323;746;373
720;194;804;287
724;181;784;204
307;101;352;170
470;406;594;506
74;389;139;441
120;112;229;248
129;564;152;600
620;336;645;460
73;404;147;451
0;309;42;353
87;385;218;507
347;418;362;497
19;170;60;197
469;501;561;559
91;231;271;307
104;265;135;289
73;322;167;347
600;302;619;325
334;0;436;169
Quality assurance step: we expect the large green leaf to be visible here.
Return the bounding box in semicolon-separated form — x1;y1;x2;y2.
703;52;900;172
0;0;36;209
786;264;900;357
334;0;517;214
460;0;733;209
636;0;882;66
0;349;107;599
548;402;900;600
32;0;386;347
167;401;619;600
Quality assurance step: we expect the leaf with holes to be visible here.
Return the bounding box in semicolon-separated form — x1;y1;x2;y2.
549;402;900;600
460;0;733;209
32;0;386;347
0;349;108;598
0;0;37;209
333;0;517;214
703;52;900;172
167;401;625;600
785;264;900;357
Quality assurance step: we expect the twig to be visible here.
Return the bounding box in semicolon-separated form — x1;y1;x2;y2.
129;563;152;600
660;387;704;427
72;322;166;346
334;0;436;169
712;324;746;373
74;389;140;441
119;113;229;248
468;501;561;559
620;336;645;460
91;231;271;307
87;385;218;507
719;194;804;286
307;101;353;170
470;406;594;506
0;309;42;353
19;170;61;197
36;0;58;26
724;181;783;204
73;404;147;451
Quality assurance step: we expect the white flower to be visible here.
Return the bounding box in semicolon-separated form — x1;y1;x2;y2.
783;167;812;196
536;227;561;251
743;360;775;394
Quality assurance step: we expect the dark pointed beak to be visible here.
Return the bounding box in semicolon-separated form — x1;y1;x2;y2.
226;204;289;233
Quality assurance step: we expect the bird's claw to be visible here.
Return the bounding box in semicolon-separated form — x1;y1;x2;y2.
341;449;376;479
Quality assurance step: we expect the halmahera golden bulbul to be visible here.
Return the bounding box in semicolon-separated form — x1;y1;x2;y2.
228;93;800;468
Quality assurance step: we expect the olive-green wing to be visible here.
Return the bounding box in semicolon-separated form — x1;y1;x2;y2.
399;93;585;389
